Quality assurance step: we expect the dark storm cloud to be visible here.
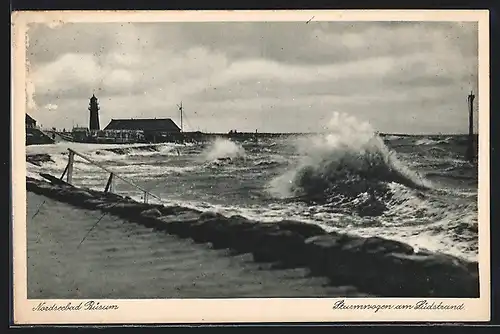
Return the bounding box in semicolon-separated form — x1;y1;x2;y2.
28;21;477;66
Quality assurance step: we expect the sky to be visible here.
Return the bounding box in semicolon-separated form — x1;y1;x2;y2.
25;20;478;134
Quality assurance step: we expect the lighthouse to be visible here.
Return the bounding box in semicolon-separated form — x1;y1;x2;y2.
89;94;101;131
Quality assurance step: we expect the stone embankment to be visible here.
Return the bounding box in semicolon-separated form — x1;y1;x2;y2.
26;176;479;298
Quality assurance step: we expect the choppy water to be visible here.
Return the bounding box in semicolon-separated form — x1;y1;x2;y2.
27;113;479;262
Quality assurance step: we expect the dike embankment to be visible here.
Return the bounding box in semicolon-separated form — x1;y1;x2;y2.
26;176;479;298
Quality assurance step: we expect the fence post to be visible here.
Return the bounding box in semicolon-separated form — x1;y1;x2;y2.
65;148;162;204
60;162;69;180
104;173;114;193
67;150;74;184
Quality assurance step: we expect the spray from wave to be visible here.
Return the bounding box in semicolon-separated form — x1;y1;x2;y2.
201;138;246;163
268;112;430;216
415;137;453;146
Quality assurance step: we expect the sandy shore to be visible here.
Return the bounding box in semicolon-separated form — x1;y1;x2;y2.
27;191;366;299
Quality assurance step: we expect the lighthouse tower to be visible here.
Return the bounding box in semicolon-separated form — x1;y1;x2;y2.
89;94;100;131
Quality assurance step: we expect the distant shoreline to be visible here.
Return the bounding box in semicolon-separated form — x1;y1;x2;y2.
44;129;476;137
143;132;475;137
207;132;475;137
26;131;477;147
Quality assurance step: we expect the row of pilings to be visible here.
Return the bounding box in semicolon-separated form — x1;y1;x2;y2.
26;177;479;298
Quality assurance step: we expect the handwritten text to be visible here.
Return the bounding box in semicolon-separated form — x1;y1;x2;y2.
32;301;119;312
332;300;465;313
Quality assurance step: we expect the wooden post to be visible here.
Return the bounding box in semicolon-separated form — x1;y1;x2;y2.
104;173;114;193
144;191;148;204
110;173;114;192
60;162;69;180
466;91;475;162
67;150;74;184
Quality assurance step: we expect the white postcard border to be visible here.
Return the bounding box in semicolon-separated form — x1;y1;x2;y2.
12;9;491;324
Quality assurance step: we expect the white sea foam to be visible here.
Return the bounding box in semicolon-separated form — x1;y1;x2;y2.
415;137;452;146
201;138;246;162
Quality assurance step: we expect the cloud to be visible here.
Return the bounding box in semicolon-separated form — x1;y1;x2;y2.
32;53;101;90
25;21;478;134
43;103;58;111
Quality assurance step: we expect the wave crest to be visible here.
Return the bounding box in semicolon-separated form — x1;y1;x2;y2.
268;112;429;215
202;138;246;163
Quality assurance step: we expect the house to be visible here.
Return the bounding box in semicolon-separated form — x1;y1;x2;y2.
26;114;36;128
104;118;181;133
103;118;182;143
25;114;55;145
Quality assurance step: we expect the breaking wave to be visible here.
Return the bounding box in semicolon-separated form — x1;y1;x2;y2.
201;138;246;163
415;137;452;146
97;144;184;157
268;112;430;216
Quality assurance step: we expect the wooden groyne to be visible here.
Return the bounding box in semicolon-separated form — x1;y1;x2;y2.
26;176;479;298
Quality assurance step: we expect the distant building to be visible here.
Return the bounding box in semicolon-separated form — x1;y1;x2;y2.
26;114;55;145
72;127;90;142
89;94;101;131
95;129;145;143
26;114;36;128
104;118;181;143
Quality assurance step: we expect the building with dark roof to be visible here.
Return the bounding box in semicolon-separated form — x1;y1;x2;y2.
26;114;36;128
104;118;181;133
103;118;182;143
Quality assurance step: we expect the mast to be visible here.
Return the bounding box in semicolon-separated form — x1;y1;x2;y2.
177;101;183;133
466;91;475;162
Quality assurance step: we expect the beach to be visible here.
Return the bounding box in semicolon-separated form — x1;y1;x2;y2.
27;191;367;299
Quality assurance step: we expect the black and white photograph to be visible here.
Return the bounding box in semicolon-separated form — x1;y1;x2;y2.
12;10;490;323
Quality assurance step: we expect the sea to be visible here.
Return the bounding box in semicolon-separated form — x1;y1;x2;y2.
26;113;479;272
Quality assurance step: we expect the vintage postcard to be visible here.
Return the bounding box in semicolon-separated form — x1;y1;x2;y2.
12;10;490;324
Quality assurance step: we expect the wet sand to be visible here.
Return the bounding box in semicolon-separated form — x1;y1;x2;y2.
27;192;366;299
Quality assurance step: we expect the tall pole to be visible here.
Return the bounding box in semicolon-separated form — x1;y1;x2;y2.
67;151;74;184
179;101;183;133
466;91;475;162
